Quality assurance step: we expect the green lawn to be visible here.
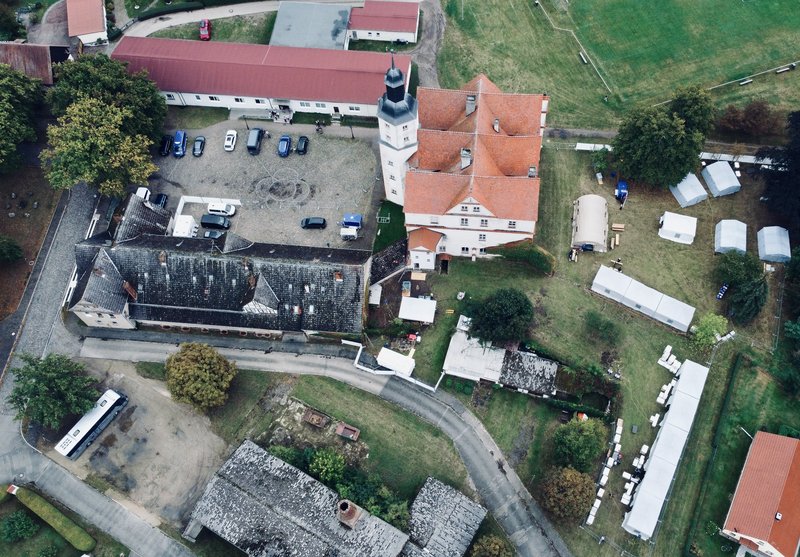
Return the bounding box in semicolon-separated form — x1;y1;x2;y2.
134;361;166;380
291;376;468;499
164;106;230;131
373;201;406;253
208;370;283;444
150;12;277;44
439;0;800;128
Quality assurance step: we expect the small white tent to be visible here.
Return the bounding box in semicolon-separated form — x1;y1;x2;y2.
590;265;632;303
669;173;708;208
658;212;697;245
757;226;791;263
714;220;747;254
572;194;608;252
701;161;741;197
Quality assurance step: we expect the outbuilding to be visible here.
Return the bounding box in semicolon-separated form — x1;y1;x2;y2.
658;212;697;245
377;347;415;376
757;226;791;263
669;173;708;208
399;297;437;324
714;220;747;254
701;161;741;197
571;194;608;252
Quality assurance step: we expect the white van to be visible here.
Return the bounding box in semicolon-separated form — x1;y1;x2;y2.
207;202;236;217
340;227;358;240
135;187;150;201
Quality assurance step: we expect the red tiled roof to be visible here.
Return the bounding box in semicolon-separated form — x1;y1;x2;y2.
724;432;800;557
348;1;419;33
408;228;442;251
406;74;547;221
111;37;411;105
0;43;53;84
66;0;105;37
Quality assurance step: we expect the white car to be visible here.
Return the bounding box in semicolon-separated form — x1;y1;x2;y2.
207;202;236;217
223;130;237;152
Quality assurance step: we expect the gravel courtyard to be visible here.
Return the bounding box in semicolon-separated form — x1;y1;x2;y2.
150;121;381;250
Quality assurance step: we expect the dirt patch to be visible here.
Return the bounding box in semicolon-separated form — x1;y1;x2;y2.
507;421;534;468
600;350;618;368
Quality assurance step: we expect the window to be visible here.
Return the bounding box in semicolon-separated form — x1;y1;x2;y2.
349;106;361;111
472;206;480;212
390;175;396;180
479;248;486;255
387;160;394;167
403;136;409;142
209;96;220;101
299;101;311;107
478;234;486;242
195;95;201;100
461;247;469;254
391;189;397;195
461;205;468;212
368;32;373;36
508;221;517;229
430;216;439;224
376;32;380;36
438;245;446;252
480;219;488;227
384;123;390;129
255;99;266;104
460;218;469;226
165;93;175;100
315;102;326;108
402;124;409;130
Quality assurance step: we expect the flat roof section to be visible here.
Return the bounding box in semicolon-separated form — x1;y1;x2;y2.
270;2;351;50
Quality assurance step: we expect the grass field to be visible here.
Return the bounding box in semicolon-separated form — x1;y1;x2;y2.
164;106;230;131
373;201;406;253
208;370;281;444
151;13;277;44
439;0;800;128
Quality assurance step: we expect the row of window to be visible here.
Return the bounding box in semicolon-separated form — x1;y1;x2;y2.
453;217;516;229
165;94;360;111
461;247;487;254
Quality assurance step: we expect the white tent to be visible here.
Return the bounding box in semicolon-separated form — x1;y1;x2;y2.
399;297;437;323
714;220;747;254
377;348;415;376
653;295;696;332
669;173;708;208
571;194;608;252
757;226;791;263
701;161;741;197
590;265;631;303
621;280;661;318
658;212;697;245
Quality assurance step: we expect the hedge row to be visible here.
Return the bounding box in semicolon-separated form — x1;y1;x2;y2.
543;397;605;419
137;1;203;20
15;487;96;552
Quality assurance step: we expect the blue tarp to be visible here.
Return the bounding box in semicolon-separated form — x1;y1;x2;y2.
342;213;363;228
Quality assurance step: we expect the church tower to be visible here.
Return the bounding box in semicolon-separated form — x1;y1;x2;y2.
377;58;418;206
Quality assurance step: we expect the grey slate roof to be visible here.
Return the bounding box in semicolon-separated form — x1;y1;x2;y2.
189;440;409;557
408;478;486;557
108;194;172;243
499;350;559;395
70;248;129;313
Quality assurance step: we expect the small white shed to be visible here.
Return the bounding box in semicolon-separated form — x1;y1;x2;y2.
571;194;608;252
701;161;741;197
377;347;415;376
757;226;791;263
658;212;697;245
714;220;747;254
669;174;708;208
399;297;437;324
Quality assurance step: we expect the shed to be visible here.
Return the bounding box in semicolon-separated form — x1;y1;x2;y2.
571;194;608;252
658;212;697;245
399;297;437;324
620;280;661;318
669;173;708;208
701;161;741;197
653;295;695;332
377;347;415;376
757;226;791;263
590;264;632;303
714;220;747;254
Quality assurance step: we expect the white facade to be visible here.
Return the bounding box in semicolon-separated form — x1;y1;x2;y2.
77;29;108;46
161;91;378;118
379;118;418;205
346;28;417;46
409;245;436;270
74;307;136;330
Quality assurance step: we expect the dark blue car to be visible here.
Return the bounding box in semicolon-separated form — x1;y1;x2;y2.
173;130;187;158
278;135;292;157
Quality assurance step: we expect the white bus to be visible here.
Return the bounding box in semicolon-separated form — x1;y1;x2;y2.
55;389;128;460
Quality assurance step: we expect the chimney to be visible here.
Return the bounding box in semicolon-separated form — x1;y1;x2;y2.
465;94;477;116
460;148;472;170
493;118;500;133
337;500;363;529
122;281;138;301
528;166;538;178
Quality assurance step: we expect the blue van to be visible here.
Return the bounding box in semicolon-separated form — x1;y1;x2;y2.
173;130;188;158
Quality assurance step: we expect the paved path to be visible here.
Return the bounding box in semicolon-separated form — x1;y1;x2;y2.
408;0;444;88
26;0;69;45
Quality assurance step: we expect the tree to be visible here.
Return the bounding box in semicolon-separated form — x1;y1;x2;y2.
1;510;39;542
9;354;99;430
539;467;595;524
38;546;59;557
469;534;514;557
693;313;728;348
612;105;703;188
728;275;768;325
165;343;237;412
552;418;608;473
718;100;783;137
713;251;763;288
670;85;715;137
309;448;346;485
0;234;23;262
40;97;157;198
757;111;800;225
0;63;42;173
469;288;534;344
0;6;23;41
48;54;166;140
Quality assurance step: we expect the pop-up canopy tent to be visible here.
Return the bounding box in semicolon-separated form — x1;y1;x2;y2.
670;173;708;208
571;194;608;252
714;220;747;254
701;161;741;197
658;212;697;245
757;226;791;263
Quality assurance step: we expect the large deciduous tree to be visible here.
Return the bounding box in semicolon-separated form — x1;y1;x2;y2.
713;251;768;325
48;54;166;140
40;97;157;198
165;343;237;412
0;63;42;173
9;354;99;430
757;111;800;225
670;85;715;137
693;313;729;348
469;288;534;344
552;418;608;473
539;467;596;524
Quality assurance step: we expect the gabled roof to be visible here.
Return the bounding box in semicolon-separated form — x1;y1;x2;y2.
348;1;419;33
70;248;129;314
0;43;55;85
408;228;443;252
66;0;106;37
109;194;172;243
112;37;411;106
724;432;800;556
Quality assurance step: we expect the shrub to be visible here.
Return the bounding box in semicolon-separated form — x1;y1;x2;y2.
552;418;608;473
693;313;728;348
1;510;39;542
268;445;304;469
584;311;622;345
309;448;345;485
470;288;534;343
38;546;59;557
15;487;96;552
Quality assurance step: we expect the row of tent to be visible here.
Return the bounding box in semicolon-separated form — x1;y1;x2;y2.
670;161;742;208
713;221;791;263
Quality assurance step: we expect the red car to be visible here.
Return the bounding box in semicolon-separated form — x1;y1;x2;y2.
199;19;211;41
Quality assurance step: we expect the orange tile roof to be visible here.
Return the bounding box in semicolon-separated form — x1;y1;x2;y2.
66;0;106;37
408;228;443;252
724;432;800;557
407;74;547;222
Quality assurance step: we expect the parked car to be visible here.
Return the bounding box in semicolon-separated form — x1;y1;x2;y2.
296;135;309;155
246;128;264;155
204;230;225;239
173;130;187;157
135;187;150;201
200;214;231;229
224;130;237;152
153;193;168;208
192;136;205;157
159;134;172;156
278;135;292;157
199;19;211;40
207;202;236;217
300;217;326;229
